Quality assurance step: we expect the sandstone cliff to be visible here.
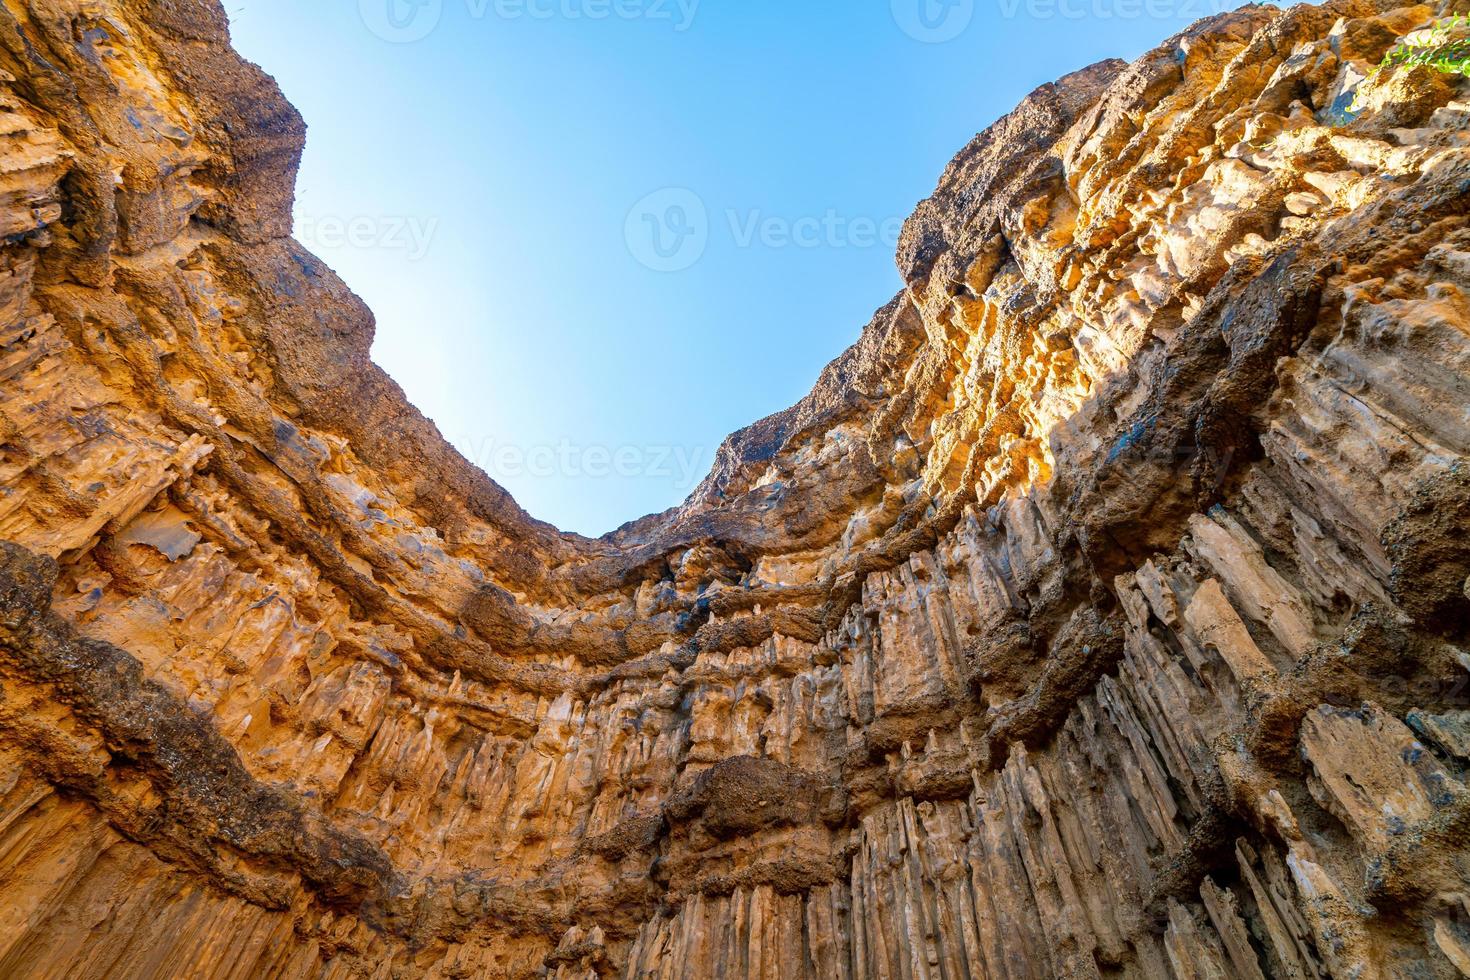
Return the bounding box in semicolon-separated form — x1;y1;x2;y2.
0;0;1468;977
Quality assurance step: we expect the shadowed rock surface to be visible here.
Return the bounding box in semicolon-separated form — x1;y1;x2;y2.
0;0;1468;976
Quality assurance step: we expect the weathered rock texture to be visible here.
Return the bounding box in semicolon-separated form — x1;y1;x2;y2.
0;0;1468;976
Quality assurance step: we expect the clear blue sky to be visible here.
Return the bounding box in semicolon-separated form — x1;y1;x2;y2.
225;0;1258;536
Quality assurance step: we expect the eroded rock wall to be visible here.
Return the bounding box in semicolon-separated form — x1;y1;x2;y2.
0;0;1468;977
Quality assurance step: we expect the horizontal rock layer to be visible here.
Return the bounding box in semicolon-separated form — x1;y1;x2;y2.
0;0;1468;977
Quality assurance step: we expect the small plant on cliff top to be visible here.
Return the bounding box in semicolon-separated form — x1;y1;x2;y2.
1351;15;1470;111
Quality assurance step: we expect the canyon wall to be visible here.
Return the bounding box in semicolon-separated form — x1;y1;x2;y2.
0;0;1468;976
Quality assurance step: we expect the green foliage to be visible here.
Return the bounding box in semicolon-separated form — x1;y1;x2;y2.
1346;16;1470;113
1383;15;1470;71
1353;15;1470;112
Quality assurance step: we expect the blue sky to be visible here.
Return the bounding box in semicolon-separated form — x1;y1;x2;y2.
225;0;1255;536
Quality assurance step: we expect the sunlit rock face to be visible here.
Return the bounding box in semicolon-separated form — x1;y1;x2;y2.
0;0;1468;976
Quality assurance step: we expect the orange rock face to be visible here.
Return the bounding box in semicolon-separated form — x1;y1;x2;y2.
1;0;1469;976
